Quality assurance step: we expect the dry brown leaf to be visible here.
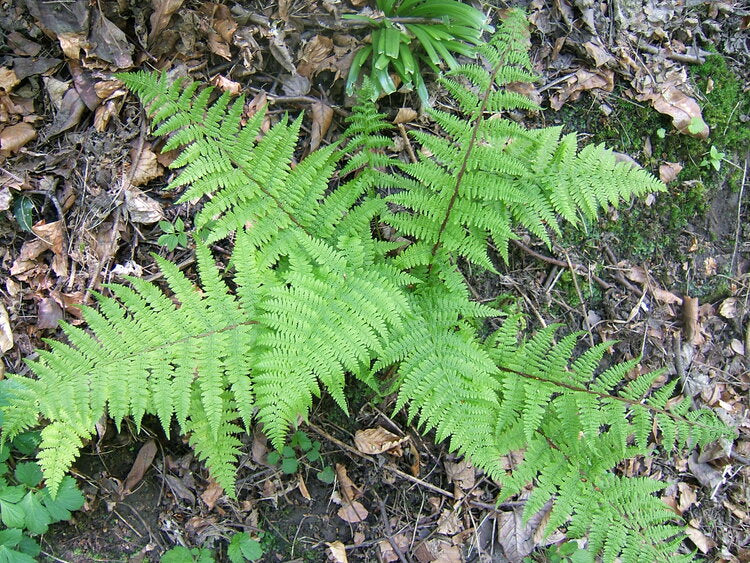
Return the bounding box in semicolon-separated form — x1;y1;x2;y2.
309;102;334;152
0;68;20;93
550;69;614;111
32;220;67;277
297;35;334;78
10;239;49;278
163;473;196;504
496;498;554;561
337;500;368;523
0;122;36;154
335;463;362;503
7;32;41;57
378;534;410;563
354;427;408;456
583;39;614;67
688;452;725;491
90;11;134;68
413;538;462;563
210;75;242;96
208;32;232;60
445;459;475;490
37;297;63;330
201;479;224;510
149;0;184;45
436;509;463;536
393;108;418;124
326;540;349;563
625;265;648;284
0;303;13;354
131;145;163;186
58;33;88;60
125;187;164;224
718;297;738;319
651;286;682;305
677;482;698;513
123;439;157;494
94;101;118;132
659;161;683;183
298;473;311;500
47;88;87;137
648;85;709;139
685;524;716;554
0;188;11;212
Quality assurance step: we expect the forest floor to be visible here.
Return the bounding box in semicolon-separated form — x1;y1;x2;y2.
0;0;749;561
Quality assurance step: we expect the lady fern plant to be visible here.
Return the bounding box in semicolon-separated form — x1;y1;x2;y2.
0;10;731;562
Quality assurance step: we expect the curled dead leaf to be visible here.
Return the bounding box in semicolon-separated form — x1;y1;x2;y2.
123;439;157;494
659;161;683;183
354;427;408;456
309;102;333;152
649;85;709;139
124;188;164;224
393;108;418;124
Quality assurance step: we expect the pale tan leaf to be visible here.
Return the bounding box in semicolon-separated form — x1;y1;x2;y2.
651;286;682;305
0;303;13;354
393;108;418;124
297;35;334;78
685;524;716;553
201;479;224;510
0;123;36;155
649;85;709;138
354;427;408;456
436;509;462;536
123;439;157;494
298;473;311;500
32;220;67;276
659;161;683;183
497;499;554;561
309;102;333;152
335;463;362;503
326;540;348;563
130;145;163;186
0;68;20;93
337;500;368;523
677;482;697;513
125;188;164;224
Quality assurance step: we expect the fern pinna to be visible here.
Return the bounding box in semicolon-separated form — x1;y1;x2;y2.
1;10;730;562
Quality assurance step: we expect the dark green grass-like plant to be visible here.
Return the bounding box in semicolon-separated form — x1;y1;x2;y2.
345;0;491;103
0;10;733;562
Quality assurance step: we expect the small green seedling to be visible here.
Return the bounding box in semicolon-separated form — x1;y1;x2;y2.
656;127;666;139
158;217;188;251
227;531;264;562
161;546;215;562
267;431;335;483
701;145;726;171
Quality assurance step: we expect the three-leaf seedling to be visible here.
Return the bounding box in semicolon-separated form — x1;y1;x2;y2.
158;217;188;251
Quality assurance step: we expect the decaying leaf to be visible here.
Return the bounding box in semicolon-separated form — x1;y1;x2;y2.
326;540;349;563
309;102;334;152
0;68;20;92
130;145;163;187
445;459;475;490
149;0;184;45
659;161;683;183
337;500;368;523
123;439;158;494
335;463;362;503
550;69;614;111
718;297;738;320
413;538;462;563
32;220;67;276
0;122;36;154
354;427;408;456
685;523;716;554
378;534;410;563
125;187;164;224
297;35;334;78
497;499;554;561
201;479;224;510
90;11;135;68
37;297;64;330
0;303;13;354
648;85;709;138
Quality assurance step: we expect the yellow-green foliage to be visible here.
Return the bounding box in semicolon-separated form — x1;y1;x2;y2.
0;10;731;562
